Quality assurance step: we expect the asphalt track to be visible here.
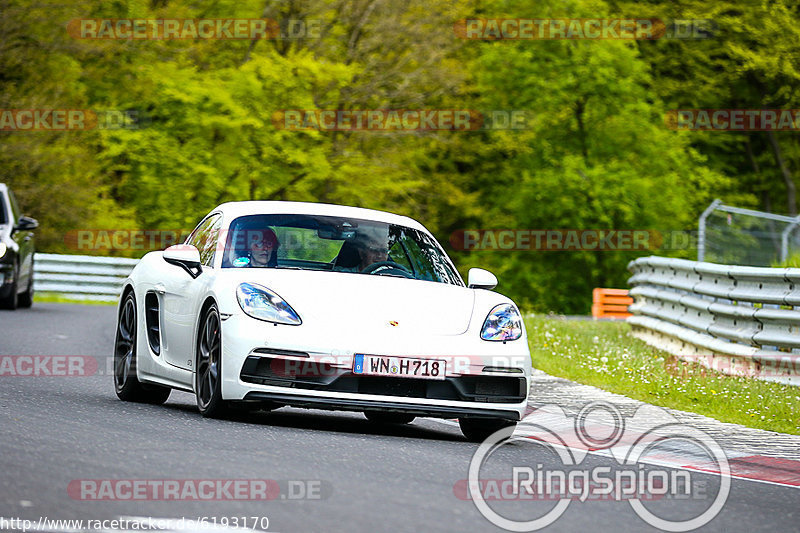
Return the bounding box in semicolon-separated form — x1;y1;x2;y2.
0;304;798;532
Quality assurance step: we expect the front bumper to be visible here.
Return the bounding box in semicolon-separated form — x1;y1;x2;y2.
220;313;532;421
243;391;521;421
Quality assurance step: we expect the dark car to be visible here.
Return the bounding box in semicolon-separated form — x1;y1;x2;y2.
0;183;38;309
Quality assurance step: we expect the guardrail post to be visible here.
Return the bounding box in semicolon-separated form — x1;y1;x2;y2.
697;199;722;262
780;216;800;263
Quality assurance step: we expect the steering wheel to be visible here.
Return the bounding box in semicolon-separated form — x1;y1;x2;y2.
361;261;414;278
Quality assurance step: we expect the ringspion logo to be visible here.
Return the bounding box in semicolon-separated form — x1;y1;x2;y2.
465;402;730;531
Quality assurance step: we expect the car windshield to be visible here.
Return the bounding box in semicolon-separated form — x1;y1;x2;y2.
221;214;463;286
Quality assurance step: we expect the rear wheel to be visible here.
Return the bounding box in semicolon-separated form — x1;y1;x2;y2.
364;411;415;425
114;291;171;404
196;303;228;417
459;418;517;442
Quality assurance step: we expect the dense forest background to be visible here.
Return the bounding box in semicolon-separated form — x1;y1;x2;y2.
2;0;799;313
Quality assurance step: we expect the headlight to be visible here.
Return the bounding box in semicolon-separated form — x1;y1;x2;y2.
236;282;302;325
0;243;5;259
480;303;522;341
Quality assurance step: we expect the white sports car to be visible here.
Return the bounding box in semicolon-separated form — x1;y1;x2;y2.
113;201;531;441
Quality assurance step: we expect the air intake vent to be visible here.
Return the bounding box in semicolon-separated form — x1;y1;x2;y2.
251;348;310;358
144;291;161;355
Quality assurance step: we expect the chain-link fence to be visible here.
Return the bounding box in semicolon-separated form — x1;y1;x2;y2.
698;200;800;267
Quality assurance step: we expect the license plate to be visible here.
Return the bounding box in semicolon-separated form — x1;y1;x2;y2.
353;354;446;380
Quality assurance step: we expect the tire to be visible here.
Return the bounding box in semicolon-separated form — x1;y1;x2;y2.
364;411;415;425
0;264;18;310
17;262;33;308
196;303;228;418
459;418;517;443
113;291;171;404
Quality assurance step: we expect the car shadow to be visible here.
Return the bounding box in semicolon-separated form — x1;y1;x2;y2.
233;408;465;442
118;391;467;442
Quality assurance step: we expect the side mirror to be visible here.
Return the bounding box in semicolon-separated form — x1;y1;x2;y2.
468;268;498;290
14;216;38;232
163;244;202;279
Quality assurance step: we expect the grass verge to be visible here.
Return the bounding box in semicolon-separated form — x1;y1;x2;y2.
34;294;116;306
526;315;800;435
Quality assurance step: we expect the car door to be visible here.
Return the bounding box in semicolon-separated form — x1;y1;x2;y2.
160;213;222;370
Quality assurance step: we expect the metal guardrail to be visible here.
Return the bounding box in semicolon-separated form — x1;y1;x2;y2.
627;256;800;385
34;253;138;302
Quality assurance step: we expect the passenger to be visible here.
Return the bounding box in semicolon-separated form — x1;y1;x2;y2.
241;227;280;267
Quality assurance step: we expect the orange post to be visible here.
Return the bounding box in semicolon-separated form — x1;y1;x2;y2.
592;288;632;319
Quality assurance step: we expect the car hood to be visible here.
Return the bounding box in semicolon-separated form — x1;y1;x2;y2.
222;269;476;336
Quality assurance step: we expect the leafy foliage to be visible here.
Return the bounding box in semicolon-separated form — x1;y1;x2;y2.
1;0;796;312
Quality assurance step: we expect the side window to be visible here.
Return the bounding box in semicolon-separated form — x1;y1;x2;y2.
387;241;413;272
186;214;222;267
401;237;438;282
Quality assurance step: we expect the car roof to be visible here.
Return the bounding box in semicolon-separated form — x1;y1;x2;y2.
213;201;429;232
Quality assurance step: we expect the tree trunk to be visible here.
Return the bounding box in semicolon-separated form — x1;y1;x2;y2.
767;130;797;215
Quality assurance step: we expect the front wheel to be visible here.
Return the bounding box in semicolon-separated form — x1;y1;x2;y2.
18;262;34;308
196;303;228;418
459;418;517;442
114;291;171;404
0;264;18;310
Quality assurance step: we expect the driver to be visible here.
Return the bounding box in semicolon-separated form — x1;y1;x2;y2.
358;241;388;270
343;226;389;272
